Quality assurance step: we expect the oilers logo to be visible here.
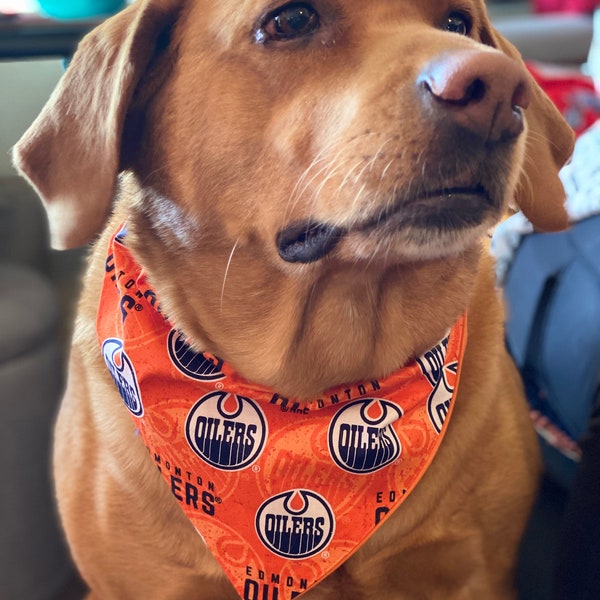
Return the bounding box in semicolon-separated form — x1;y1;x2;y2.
255;489;335;559
101;338;143;417
185;391;267;470
328;399;402;474
417;335;458;433
168;330;225;382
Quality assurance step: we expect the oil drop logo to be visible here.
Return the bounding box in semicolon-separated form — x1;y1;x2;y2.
328;398;403;474
416;335;457;433
185;390;267;470
168;330;225;382
255;489;335;559
101;338;143;417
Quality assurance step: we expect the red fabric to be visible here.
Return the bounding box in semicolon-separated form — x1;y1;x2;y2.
533;0;599;13
527;63;600;136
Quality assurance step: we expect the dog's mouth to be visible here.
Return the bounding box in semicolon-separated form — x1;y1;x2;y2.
276;222;345;264
276;185;494;264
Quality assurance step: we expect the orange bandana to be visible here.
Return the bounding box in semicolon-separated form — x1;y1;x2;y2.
97;225;467;600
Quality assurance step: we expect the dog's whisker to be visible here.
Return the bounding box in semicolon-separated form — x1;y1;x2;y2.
288;159;341;231
311;133;381;201
301;147;364;227
138;164;171;183
287;148;335;210
285;151;345;224
284;132;388;228
337;156;371;194
372;150;399;206
310;156;351;210
286;136;350;206
364;138;394;176
380;156;397;183
220;239;240;313
349;181;369;218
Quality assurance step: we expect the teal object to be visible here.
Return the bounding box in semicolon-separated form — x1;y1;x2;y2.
38;0;126;19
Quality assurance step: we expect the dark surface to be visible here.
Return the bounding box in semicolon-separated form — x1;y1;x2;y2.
0;12;100;59
517;475;569;600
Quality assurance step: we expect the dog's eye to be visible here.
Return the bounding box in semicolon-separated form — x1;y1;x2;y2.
443;12;472;36
256;2;320;43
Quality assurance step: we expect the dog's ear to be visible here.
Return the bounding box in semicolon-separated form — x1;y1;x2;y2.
12;0;181;249
485;28;575;232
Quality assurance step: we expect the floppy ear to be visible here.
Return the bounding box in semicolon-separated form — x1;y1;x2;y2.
487;28;575;232
517;68;575;231
12;0;181;249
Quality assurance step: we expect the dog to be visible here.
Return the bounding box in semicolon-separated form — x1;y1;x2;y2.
13;1;574;598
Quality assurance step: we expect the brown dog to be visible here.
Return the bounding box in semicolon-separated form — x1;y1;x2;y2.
14;1;573;598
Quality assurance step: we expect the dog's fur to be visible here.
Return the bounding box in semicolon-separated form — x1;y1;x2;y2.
14;1;574;598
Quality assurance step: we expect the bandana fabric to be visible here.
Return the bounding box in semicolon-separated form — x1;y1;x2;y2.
96;225;467;600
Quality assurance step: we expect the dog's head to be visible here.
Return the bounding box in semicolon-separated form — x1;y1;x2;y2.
13;0;575;394
14;0;572;251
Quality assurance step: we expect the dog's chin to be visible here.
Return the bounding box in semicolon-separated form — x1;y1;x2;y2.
277;186;502;265
341;218;493;264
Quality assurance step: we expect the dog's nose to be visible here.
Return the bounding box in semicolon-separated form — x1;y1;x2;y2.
417;49;532;143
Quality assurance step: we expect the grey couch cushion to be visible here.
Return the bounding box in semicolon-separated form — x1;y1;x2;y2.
0;176;50;271
0;262;74;600
0;263;60;363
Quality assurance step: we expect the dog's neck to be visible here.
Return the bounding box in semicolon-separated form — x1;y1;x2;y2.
124;188;481;399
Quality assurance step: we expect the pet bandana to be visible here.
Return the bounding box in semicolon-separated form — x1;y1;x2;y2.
97;224;467;600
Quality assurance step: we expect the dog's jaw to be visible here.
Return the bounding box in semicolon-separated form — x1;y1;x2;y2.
126;184;481;400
